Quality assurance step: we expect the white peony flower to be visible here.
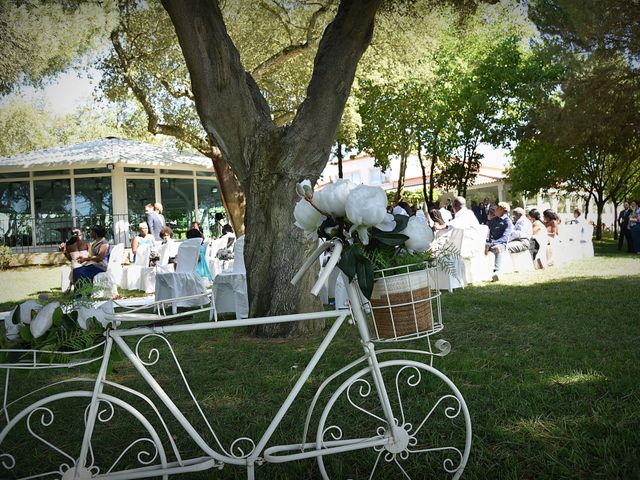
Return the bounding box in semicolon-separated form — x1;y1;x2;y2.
401;216;434;253
295;179;313;199
30;302;60;339
314;179;356;218
294;198;325;239
345;185;390;245
76;307;107;330
376;213;397;232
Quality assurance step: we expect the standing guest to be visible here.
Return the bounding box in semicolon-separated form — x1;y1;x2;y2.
446;198;454;215
145;203;163;241
618;202;633;252
220;223;236;248
190;221;202;233
507;207;532;253
131;222;156;264
211;212;225;238
154;202;166;226
629;200;640;253
471;200;483;224
480;197;493;224
485;202;513;282
72;225;110;288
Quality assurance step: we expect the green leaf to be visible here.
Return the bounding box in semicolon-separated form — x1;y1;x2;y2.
52;307;64;327
370;230;409;246
355;253;375;300
392;214;409;232
337;244;357;280
10;306;20;325
19;325;33;342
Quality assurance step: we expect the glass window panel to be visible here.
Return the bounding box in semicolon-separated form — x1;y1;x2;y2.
74;167;111;175
160;169;191;175
196;170;215;177
74;176;112;226
0;172;29;179
126;178;156;230
161;177;195;237
0;182;32;247
34;179;72;245
196;179;223;236
124;167;155;174
33;169;70;176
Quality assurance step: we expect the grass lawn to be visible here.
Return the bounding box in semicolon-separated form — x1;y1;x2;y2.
1;239;639;479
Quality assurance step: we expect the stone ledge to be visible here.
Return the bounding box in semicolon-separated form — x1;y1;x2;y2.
8;252;68;268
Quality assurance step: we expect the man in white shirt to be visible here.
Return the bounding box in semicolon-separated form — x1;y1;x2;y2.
449;196;480;230
507;207;532;253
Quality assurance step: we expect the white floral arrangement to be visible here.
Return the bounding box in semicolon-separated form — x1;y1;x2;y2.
293;179;435;299
216;248;234;261
1;294;113;364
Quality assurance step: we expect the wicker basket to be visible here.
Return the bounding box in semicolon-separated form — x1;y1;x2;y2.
369;268;433;340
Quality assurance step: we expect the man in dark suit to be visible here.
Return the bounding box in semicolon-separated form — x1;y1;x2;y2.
618;202;633;252
145;203;164;242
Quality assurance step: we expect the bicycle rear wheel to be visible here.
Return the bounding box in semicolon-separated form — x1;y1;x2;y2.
315;360;471;479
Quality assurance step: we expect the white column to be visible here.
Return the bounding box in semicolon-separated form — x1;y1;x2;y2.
497;182;505;202
110;164;129;246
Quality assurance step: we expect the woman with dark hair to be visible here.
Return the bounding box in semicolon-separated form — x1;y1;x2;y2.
527;209;545;260
543;209;561;238
72;225;111;288
428;208;448;236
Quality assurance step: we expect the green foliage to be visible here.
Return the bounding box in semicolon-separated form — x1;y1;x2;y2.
0;245;12;270
0;0;118;94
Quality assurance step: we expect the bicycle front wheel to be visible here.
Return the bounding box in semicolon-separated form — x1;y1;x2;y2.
315;360;471;479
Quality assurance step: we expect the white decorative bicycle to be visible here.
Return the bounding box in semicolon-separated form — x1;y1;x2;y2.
0;239;471;479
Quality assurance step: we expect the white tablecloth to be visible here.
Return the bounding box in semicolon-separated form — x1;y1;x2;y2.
212;271;249;319
155;272;209;308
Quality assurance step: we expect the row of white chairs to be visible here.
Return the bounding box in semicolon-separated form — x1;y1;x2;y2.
435;222;595;291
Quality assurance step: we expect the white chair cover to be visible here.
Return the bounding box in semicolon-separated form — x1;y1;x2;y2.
93;243;125;298
434;227;465;292
460;225;492;284
134;244;151;266
231;235;245;274
580;223;594;258
154;240;203;313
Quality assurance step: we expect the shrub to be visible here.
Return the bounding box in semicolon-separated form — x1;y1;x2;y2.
0;245;12;270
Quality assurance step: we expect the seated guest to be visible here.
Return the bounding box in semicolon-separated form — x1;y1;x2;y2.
568;208;585;225
159;226;178;266
60;228;91;269
485;202;513;281
543;209;561;238
190;221;202;233
507;207;532;253
448;196;480;230
429;208;448;235
72;225;110;288
527;209;545;261
185;228;213;281
438;199;453;223
131;222;156;264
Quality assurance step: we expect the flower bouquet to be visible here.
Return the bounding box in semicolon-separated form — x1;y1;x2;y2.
216;248;235;261
294;179;450;340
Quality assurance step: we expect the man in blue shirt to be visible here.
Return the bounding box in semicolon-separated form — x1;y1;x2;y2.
485;202;513;281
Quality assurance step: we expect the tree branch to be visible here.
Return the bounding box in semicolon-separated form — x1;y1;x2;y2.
286;0;382;172
251;1;330;80
161;0;275;180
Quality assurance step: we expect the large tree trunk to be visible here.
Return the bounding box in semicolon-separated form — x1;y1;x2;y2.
162;0;381;333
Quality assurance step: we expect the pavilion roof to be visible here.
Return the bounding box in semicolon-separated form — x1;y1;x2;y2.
0;137;211;169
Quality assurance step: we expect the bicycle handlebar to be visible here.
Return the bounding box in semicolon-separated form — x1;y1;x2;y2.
290;240;343;297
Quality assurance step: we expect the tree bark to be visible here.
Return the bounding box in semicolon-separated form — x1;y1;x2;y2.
208;145;245;235
162;0;382;332
336;143;344;179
